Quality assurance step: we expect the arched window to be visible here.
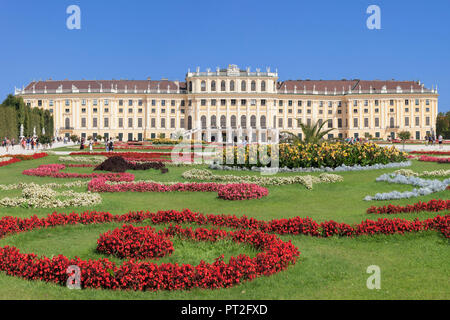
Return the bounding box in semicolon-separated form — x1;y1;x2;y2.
241;115;247;129
65;118;70;129
211;80;216;91
250;115;257;128
187;116;192;130
211;115;217;128
241;81;246;91
221;80;226;91
261;81;266;92
220;115;226;128
201;81;206;92
260;115;266;128
230;80;235;91
188;81;192;92
201;115;207;129
231;115;237;128
251;80;256;91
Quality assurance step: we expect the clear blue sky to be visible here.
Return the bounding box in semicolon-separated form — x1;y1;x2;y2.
0;0;449;111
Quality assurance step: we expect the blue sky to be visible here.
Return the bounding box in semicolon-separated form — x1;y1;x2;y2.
0;0;449;111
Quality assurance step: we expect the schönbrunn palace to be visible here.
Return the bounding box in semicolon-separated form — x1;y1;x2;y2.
14;64;438;143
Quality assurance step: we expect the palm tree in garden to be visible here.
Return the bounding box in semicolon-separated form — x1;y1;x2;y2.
282;120;334;144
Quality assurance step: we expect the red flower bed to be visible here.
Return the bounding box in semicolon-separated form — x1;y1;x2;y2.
367;199;450;214
97;225;174;260
0;210;449;291
22;164;134;182
218;184;269;200
0;153;48;168
410;151;450;155
418;155;450;163
71;152;171;159
0;211;299;291
88;177;268;200
0;158;21;167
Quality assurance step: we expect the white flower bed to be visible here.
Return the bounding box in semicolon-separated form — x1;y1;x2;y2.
58;156;107;164
0;183;101;208
393;169;450;177
0;181;88;191
182;169;343;189
0;157;13;163
209;161;412;173
364;173;450;201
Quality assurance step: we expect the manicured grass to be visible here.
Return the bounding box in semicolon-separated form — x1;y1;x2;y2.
0;154;448;299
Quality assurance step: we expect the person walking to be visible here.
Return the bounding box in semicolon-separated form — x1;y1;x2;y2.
89;140;93;152
438;134;443;149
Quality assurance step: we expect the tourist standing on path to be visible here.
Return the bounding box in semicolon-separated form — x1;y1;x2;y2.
89;140;93;152
438;135;443;149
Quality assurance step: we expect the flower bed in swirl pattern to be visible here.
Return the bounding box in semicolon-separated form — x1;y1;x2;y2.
97;225;174;260
0;211;299;291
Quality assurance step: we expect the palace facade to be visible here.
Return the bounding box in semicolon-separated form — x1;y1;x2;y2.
14;64;439;143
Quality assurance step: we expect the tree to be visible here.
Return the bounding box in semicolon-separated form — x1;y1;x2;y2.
398;131;411;150
96;135;103;142
295;120;334;144
436;112;450;138
70;134;79;143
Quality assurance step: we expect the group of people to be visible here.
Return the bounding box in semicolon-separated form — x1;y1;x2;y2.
425;134;444;148
2;137;42;152
345;137;367;144
78;137;114;152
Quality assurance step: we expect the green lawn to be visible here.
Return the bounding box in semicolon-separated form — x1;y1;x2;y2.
0;155;448;299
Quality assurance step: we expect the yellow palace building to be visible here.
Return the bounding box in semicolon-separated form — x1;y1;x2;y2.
14;64;438;142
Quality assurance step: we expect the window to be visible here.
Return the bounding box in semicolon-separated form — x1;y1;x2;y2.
298;100;302;107
49;100;54;106
328;119;333;128
298;109;302;114
426;99;430;105
211;81;216;91
279;100;283;106
170;118;175;128
241;99;246;105
151;118;156;128
337;119;342;128
307;100;312;107
278;118;283;128
364;109;368;113
104;118;109;128
119;100;123;106
390;117;395;128
161;118;166;128
220;115;226;128
415;117;420;126
221;99;226;106
81;108;86;113
405;108;409;112
65;108;70;113
288;118;293;128
138;118;143;128
390;100;394;106
405;117;410;126
241;81;246;91
415;99;419;105
65;100;70;106
128;108;133;113
171;100;175;106
161;109;165;114
375;118;379;127
104;108;109;113
353;118;358;128
261;99;266;106
201;80;206;92
260;115;266;128
138;100;143;106
211;115;217;128
93;108;98;113
189;81;192;92
375;108;379;113
161;100;166;106
364;118;369;128
251;80;256;91
221;81;226;91
250;99;256;106
250;115;256;128
307;109;311;114
128;118;133;128
171;109;175;114
230;80;235;91
81;118;86;128
93;99;97;106
261;81;266;91
375;100;379;106
119;108;123;113
426;117;430;126
405;99;409;105
138;108;143;113
364;100;368;106
353;100;358;107
82;99;86;106
105;99;109;106
92;118;97;128
231;115;236;128
151;108;156;113
211;99;216;106
231;99;236;106
201;99;206;106
241;115;246;129
118;118;123;128
152;100;156;106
